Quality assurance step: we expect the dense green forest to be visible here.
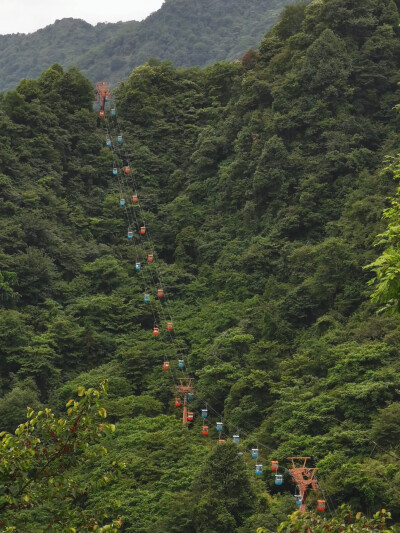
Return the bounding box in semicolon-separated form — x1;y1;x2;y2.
0;0;293;92
1;0;400;530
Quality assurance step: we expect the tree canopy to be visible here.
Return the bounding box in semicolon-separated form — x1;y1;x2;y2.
1;0;400;529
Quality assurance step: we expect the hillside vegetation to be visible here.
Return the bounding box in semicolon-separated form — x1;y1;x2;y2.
1;0;400;531
0;0;293;92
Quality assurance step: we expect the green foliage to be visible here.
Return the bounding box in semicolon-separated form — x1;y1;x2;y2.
0;382;121;532
257;506;394;532
191;442;256;532
0;379;44;432
366;156;400;313
0;0;400;528
275;2;308;41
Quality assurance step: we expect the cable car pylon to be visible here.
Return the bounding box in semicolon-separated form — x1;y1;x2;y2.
95;82;111;117
175;378;195;425
288;457;319;513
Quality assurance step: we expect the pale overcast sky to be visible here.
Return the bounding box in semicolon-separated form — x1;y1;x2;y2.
0;0;165;35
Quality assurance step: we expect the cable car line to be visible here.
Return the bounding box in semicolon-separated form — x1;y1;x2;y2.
96;85;192;404
95;84;329;514
102;100;181;386
110;112;177;325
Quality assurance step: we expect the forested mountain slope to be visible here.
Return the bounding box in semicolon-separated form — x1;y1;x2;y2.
1;0;400;531
0;0;293;92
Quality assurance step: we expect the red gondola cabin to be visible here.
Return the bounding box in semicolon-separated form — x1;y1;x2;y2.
147;254;154;263
140;227;146;235
157;289;164;298
202;426;209;435
271;461;279;472
124;166;130;174
99;110;105;118
163;361;169;370
175;397;181;407
132;194;138;203
187;412;194;421
167;321;173;331
317;500;326;512
153;327;159;336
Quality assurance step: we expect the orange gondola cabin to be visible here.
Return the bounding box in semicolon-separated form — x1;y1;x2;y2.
317;500;326;512
271;461;279;472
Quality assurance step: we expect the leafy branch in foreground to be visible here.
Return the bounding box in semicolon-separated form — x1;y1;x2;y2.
257;506;394;533
365;155;400;313
0;381;123;532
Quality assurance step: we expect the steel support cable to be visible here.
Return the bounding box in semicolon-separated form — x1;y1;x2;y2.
110;112;176;322
106;117;154;278
104;113;179;387
100;101;179;389
107;113;189;370
103;117;166;348
107;116;193;372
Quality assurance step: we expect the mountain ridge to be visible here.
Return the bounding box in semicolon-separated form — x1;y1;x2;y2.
0;0;295;91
